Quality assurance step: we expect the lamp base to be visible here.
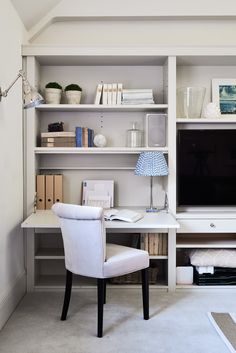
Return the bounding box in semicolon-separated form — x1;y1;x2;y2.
146;207;159;213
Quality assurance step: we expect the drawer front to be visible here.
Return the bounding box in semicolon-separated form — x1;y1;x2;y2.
178;219;236;233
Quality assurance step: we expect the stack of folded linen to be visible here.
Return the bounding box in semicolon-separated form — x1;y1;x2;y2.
190;249;236;285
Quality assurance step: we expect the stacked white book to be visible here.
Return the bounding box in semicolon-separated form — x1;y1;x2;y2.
122;89;154;105
94;83;123;105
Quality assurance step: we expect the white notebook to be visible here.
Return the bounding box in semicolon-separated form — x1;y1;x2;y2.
104;209;143;223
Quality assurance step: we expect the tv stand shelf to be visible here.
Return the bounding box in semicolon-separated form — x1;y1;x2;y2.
177;234;236;248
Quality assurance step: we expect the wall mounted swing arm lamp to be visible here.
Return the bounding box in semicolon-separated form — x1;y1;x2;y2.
0;70;44;109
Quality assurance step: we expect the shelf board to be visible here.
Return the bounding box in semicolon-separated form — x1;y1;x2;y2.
39;166;136;170
176;117;236;123
34;249;167;260
177;235;236;248
36;104;168;112
176;284;236;289
35;275;96;288
35;248;64;259
34;275;167;290
35;147;168;154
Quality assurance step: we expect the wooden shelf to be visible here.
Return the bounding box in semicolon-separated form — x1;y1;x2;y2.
34;147;168;154
149;255;168;259
36;104;168;112
177;234;236;248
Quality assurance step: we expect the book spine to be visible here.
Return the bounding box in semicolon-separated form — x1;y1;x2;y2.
117;83;122;105
41;131;75;138
144;233;149;252
102;83;108;105
82;127;88;147
107;83;112;105
94;83;103;105
76;127;82;147
87;128;94;147
112;83;117;105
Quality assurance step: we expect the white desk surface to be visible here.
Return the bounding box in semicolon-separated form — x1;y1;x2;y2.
21;209;179;230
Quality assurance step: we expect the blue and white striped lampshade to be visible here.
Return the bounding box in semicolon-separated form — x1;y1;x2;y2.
135;152;168;176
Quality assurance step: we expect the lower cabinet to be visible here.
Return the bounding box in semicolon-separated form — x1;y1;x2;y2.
176;217;236;288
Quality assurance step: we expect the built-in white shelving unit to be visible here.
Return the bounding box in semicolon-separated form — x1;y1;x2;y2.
22;45;236;292
22;46;175;291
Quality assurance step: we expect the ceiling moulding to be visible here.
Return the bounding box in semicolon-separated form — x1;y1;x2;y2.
28;15;236;42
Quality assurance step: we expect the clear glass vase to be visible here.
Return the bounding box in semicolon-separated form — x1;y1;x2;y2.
177;86;206;118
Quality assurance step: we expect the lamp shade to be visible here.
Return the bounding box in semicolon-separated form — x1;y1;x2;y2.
135;151;168;176
22;74;44;109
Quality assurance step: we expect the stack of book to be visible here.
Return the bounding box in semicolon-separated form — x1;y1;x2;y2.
75;127;94;147
121;89;154;105
140;233;168;256
94;83;123;105
41;131;76;147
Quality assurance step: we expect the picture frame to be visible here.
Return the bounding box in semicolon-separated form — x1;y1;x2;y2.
212;78;236;117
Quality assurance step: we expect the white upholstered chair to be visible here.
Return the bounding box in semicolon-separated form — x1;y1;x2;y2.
52;202;150;337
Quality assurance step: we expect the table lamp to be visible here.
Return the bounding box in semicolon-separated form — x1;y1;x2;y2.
135;151;168;212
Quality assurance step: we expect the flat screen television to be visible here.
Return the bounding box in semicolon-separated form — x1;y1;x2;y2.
177;129;236;206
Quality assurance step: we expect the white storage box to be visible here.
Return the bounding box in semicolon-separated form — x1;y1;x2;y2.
176;266;193;285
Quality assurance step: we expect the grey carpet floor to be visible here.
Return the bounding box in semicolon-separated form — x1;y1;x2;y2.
0;289;235;353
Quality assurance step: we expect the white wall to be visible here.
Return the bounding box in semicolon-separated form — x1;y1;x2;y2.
0;0;27;329
32;19;236;46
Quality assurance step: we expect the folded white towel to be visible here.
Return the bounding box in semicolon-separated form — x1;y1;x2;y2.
190;249;236;268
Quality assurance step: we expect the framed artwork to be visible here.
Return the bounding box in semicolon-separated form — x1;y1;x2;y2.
212;79;236;117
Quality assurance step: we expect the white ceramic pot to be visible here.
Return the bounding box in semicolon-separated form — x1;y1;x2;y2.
65;90;82;104
45;88;62;104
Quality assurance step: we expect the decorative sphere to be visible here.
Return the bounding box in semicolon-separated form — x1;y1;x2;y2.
93;134;107;147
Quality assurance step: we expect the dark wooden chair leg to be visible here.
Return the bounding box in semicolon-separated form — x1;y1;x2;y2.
61;270;73;321
97;278;105;337
141;268;149;320
104;279;106;304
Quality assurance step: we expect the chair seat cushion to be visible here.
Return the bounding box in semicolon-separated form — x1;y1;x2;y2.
103;243;149;278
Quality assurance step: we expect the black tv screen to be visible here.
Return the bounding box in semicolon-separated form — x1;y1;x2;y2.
177;129;236;206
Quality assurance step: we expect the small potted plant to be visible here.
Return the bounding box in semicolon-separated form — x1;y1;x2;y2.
45;82;62;104
65;84;82;104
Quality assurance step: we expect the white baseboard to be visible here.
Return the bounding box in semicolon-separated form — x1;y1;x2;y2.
0;272;26;330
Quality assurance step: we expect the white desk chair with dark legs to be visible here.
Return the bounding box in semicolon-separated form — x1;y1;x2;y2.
52;202;150;338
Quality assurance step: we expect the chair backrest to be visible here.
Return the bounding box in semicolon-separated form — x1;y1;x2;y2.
52;203;105;278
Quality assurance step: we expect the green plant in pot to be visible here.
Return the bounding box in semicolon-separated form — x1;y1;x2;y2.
65;84;82;104
45;82;62;104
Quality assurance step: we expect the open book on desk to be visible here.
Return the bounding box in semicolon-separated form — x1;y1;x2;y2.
104;209;143;223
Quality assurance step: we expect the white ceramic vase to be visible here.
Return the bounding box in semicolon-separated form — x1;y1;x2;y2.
45;88;62;104
65;90;82;104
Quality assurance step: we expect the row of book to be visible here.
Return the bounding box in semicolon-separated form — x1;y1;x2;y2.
75;127;94;147
94;83;122;105
140;233;168;256
36;174;63;210
40;128;95;148
109;265;159;284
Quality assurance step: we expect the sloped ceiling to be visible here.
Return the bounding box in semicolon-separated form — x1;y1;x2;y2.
10;0;61;29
